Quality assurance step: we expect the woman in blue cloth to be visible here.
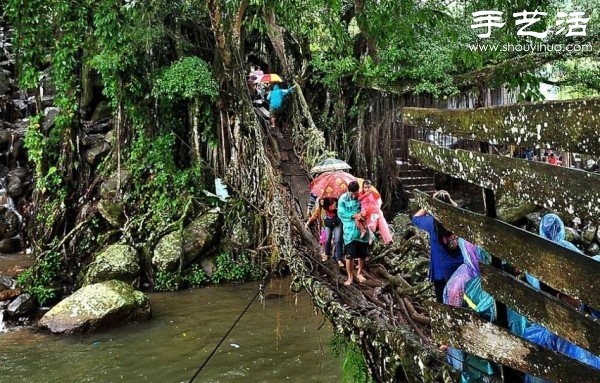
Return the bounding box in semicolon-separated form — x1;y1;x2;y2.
508;213;583;336
523;213;600;382
412;190;464;302
526;213;583;289
443;239;499;382
524;323;600;383
267;83;296;128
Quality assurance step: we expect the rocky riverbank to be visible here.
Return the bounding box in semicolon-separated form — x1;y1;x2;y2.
0;22;244;334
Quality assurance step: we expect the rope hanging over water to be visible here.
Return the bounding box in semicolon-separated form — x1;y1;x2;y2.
187;281;268;383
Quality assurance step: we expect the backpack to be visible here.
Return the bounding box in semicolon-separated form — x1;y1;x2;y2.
434;220;461;256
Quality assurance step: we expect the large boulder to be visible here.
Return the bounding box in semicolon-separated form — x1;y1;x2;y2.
0;206;21;239
6;293;36;316
100;170;131;200
97;199;125;227
152;230;183;272
82;244;139;285
152;210;222;271
39;280;151;334
85;141;111;165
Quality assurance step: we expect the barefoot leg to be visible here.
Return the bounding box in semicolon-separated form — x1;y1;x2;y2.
356;258;366;283
344;258;353;285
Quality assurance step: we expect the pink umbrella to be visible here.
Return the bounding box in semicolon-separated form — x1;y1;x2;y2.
309;171;356;199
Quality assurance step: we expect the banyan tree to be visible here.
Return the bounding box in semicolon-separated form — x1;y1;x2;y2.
3;0;599;381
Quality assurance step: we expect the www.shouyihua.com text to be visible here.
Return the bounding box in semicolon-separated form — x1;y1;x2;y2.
467;42;593;53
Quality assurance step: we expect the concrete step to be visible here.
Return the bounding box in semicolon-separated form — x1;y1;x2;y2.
398;176;434;183
404;186;436;195
398;170;428;178
396;162;428;170
404;184;436;191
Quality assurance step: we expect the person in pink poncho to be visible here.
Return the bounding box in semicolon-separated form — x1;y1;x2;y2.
357;180;393;245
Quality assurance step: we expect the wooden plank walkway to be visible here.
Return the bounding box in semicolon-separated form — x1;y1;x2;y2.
409;139;600;221
403;98;600;155
427;301;600;383
481;263;600;355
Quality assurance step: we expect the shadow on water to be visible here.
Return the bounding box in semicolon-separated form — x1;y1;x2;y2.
0;277;341;382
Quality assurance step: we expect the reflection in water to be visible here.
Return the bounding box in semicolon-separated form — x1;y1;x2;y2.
0;278;341;382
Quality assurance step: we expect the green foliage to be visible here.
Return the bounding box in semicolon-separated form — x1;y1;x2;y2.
278;0;597;98
154;265;208;291
329;333;374;383
182;264;209;288
16;251;62;305
4;0;54;89
125;130;204;232
552;59;600;97
23;116;44;173
23;116;67;194
152;56;219;148
311;56;358;91
154;270;181;292
153;57;218;100
211;252;262;284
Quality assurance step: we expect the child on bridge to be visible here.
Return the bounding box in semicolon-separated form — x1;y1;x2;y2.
357;180;393;245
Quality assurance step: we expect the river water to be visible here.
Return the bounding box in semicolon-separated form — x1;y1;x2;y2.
0;278;341;382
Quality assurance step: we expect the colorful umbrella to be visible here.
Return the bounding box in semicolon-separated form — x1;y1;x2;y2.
310;171;357;199
255;73;283;83
309;158;352;174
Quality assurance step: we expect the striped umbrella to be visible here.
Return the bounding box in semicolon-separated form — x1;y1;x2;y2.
309;158;352;174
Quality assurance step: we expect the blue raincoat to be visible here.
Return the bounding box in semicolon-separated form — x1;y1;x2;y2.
267;84;294;111
337;191;368;245
523;214;599;382
443;239;498;382
526;213;583;288
524;324;600;383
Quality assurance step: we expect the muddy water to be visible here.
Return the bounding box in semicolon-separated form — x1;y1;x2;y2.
0;252;34;278
0;278;341;382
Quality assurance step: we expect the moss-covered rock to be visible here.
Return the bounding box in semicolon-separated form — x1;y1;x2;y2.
152;210;222;272
497;193;540;224
97;199;125;227
82;244;139;285
85;141;110;165
152;230;184;272
39;280;151;334
229;218;252;248
182;210;222;256
100;170;131;200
